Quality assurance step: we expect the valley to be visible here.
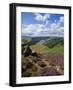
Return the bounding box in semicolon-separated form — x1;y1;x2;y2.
21;37;64;77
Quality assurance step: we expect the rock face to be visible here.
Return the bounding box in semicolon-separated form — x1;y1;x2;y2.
23;45;40;58
24;45;32;57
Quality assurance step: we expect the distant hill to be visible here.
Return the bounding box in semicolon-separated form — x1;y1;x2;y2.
21;36;64;55
44;38;64;48
22;36;64;48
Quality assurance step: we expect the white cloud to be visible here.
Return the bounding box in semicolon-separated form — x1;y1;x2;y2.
34;13;50;22
59;16;64;22
22;24;36;36
22;16;64;37
45;20;51;25
22;24;64;37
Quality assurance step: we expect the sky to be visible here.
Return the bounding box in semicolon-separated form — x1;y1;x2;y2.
21;12;64;37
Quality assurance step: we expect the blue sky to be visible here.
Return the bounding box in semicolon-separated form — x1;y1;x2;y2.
21;12;64;37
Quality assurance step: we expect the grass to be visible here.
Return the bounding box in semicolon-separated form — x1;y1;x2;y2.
22;37;64;54
31;44;49;54
22;38;32;43
31;44;64;55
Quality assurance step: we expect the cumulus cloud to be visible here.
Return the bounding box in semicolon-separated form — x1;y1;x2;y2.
22;24;36;36
22;15;64;37
59;16;64;22
34;13;50;22
22;24;64;37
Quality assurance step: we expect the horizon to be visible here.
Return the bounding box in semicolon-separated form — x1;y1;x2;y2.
22;35;64;38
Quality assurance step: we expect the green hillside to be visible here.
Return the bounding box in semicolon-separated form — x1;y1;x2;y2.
31;44;64;55
22;37;64;55
22;38;32;43
31;44;49;54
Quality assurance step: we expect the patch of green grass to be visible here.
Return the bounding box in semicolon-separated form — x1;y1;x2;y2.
31;44;49;54
31;44;64;55
22;38;32;43
48;46;64;54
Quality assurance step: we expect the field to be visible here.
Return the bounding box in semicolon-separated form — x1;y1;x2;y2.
21;37;64;77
